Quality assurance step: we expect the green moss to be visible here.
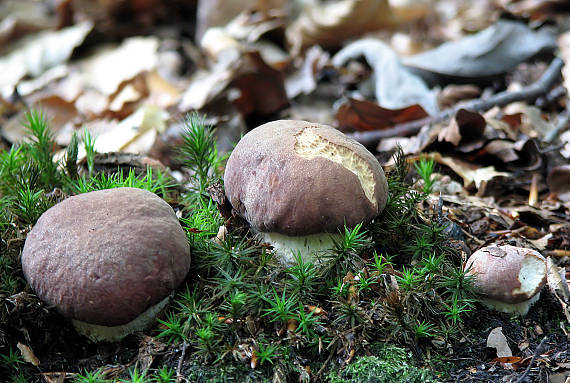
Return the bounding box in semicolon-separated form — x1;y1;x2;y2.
327;344;442;383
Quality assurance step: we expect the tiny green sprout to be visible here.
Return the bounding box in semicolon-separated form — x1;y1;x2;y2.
323;223;370;279
396;267;421;291
73;369;108;383
13;184;52;224
83;129;96;177
356;272;377;293
443;298;475;325
153;366;175;383
420;253;444;275
120;367;148;383
9;372;30;383
156;312;188;344
406;233;434;260
370;251;392;275
256;342;279;366
286;252;319;299
413;320;436;339
261;288;298;323
296;304;322;340
414;156;435;194
1;347;23;372
223;289;247;320
178;112;223;195
331;279;350;298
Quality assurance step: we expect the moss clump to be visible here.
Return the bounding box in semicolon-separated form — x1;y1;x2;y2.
327;343;442;383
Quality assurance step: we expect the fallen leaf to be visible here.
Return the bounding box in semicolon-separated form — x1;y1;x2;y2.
333;38;439;114
547;165;570;202
336;98;428;132
0;21;93;98
487;327;513;358
17;342;40;366
490;356;522;364
286;0;400;56
231;51;288;117
79;36;159;96
438;109;486;148
403;19;557;82
435;153;511;189
285;45;329;99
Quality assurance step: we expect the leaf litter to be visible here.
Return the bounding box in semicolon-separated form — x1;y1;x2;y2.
0;0;569;382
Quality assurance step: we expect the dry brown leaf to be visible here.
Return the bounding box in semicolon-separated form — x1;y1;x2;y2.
336;98;428;132
438;109;486;148
547;165;570;202
0;21;93;98
434;153;511;189
333;38;439;114
286;0;399;56
17;342;40;366
487;327;513;358
79;36;158;96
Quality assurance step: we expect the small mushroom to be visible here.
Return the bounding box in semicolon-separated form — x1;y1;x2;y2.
21;188;191;342
223;120;388;265
464;245;546;315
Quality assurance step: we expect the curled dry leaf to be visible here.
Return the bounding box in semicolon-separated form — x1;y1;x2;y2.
287;0;399;56
0;21;93;98
403;19;557;82
333;38;439;114
547;165;570;202
487;327;513;358
336;98;428;132
17;342;40;366
79;36;159;96
434;153;511;189
437;109;486;149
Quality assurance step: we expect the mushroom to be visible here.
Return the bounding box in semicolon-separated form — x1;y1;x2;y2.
21;187;191;342
223;120;388;265
464;245;546;315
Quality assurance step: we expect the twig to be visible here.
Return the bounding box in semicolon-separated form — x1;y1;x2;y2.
312;346;336;382
513;336;549;383
347;58;564;146
176;341;189;383
544;108;570;143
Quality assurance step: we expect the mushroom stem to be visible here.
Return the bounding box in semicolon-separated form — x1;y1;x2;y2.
480;293;541;316
258;231;344;266
72;295;171;342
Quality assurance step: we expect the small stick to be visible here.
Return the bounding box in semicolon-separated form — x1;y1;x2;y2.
176;341;189;383
528;173;539;207
513;336;548;383
347;58;564;146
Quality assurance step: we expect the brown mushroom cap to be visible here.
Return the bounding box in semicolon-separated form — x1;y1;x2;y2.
21;187;191;327
465;245;546;304
224;120;388;236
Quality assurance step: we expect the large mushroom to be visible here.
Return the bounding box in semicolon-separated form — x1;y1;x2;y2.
223;120;388;265
21;187;191;342
464;245;547;315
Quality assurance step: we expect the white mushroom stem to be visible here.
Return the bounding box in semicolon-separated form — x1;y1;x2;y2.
480;293;541;316
258;231;344;266
72;295;171;342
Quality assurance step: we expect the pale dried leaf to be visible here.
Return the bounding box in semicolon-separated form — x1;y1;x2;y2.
546;257;570;302
79;36;159;95
435;154;511;189
487;327;512;358
74;105;168;159
403;19;556;80
287;0;399;56
17;342;40;366
0;21;93;97
333;39;438;114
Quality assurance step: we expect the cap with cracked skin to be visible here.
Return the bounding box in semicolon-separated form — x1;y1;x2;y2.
224;120;388;236
465;245;546;304
21;187;191;327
